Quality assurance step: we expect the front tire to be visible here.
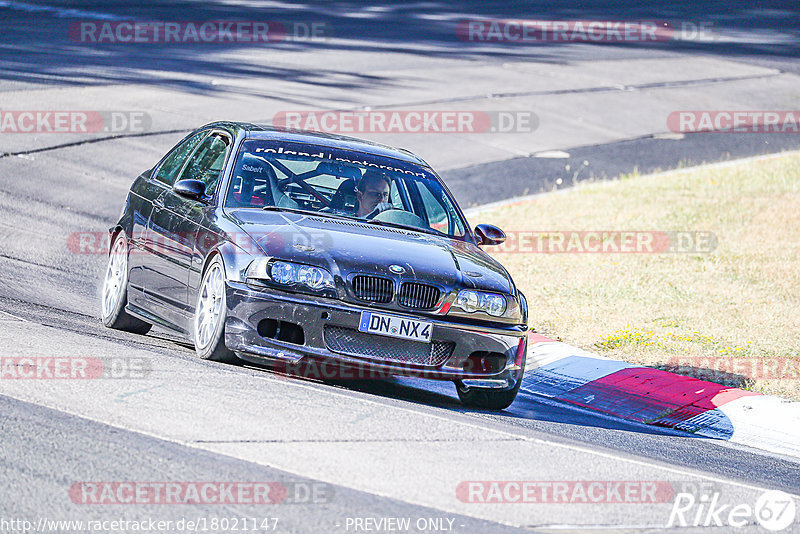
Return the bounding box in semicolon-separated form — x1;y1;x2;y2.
455;357;525;410
101;232;151;335
194;256;237;363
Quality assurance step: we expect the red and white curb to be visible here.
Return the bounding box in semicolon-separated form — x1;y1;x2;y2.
523;333;800;458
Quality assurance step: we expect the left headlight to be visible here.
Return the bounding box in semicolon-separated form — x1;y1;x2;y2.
246;259;335;295
452;289;507;317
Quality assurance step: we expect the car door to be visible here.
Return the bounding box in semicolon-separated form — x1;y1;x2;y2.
144;131;231;333
129;130;207;309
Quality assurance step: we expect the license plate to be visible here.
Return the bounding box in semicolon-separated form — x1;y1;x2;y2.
358;311;432;343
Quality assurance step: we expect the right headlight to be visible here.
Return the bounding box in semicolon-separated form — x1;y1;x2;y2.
452;289;507;317
245;258;336;296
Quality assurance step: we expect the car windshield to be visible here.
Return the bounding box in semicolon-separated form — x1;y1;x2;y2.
225;139;468;238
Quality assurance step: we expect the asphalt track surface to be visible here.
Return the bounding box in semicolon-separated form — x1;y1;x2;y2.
1;1;800;532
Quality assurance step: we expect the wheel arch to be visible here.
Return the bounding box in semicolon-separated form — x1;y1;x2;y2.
108;225;123;254
199;239;250;283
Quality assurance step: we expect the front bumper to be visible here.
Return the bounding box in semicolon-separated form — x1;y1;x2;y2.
224;281;526;389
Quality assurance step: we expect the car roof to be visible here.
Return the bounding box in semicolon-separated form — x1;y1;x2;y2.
202;121;430;167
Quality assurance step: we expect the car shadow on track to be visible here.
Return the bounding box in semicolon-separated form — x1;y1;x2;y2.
268;370;700;438
139;324;702;439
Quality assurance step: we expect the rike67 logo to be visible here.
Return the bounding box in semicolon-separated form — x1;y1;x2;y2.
668;489;796;531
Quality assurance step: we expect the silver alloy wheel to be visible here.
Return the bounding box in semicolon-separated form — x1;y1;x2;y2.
195;262;225;350
102;235;127;320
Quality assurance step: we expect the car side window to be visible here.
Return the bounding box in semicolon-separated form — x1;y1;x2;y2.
390;181;403;208
153;131;207;186
175;133;230;195
414;181;465;236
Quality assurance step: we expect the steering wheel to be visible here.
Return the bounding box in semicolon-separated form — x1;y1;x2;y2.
365;202;394;220
370;208;430;231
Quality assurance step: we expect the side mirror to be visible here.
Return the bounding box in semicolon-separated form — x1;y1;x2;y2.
474;224;506;246
173;179;207;202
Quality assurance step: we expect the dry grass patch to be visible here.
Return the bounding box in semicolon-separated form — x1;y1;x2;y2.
475;152;800;399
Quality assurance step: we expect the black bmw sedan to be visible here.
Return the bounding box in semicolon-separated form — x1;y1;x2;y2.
101;122;528;409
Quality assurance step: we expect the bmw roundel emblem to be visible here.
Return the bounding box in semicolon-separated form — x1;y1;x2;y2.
389;265;405;274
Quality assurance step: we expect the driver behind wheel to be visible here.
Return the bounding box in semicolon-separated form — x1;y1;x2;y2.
355;170;392;218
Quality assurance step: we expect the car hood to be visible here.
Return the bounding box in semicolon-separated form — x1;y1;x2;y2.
228;209;514;294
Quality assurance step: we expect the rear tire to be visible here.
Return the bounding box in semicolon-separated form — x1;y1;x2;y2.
101;232;152;335
194;256;237;363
